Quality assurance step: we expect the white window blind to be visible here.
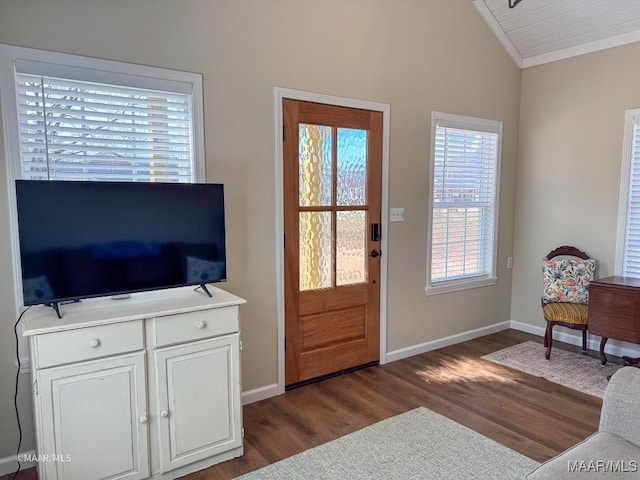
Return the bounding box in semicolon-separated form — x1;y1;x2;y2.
16;73;195;182
427;112;501;294
621;112;640;276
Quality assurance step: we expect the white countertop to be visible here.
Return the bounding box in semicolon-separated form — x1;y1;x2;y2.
22;285;246;336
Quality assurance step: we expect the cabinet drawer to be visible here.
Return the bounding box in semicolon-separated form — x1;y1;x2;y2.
34;320;144;369
153;306;239;347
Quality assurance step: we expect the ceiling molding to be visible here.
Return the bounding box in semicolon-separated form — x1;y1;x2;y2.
522;27;640;68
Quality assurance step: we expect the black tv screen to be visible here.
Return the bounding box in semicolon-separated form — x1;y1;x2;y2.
15;180;226;306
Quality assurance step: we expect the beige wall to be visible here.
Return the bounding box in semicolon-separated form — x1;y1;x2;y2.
0;0;521;457
511;42;640;332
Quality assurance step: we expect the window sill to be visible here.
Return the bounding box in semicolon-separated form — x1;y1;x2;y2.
425;276;497;296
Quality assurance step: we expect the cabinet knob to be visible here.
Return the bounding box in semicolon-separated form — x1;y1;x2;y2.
139;415;148;424
88;338;100;348
195;321;206;329
160;410;169;418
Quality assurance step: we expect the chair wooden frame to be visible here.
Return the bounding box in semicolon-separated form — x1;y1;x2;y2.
542;245;591;360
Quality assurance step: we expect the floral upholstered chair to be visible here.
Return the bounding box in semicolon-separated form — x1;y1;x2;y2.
541;246;596;360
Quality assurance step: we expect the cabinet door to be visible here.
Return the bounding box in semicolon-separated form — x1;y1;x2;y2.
36;352;149;480
154;334;241;473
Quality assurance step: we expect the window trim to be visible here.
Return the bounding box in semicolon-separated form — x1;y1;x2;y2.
425;111;502;296
0;44;206;370
615;108;640;276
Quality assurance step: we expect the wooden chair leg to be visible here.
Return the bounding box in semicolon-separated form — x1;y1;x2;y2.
543;323;549;347
581;329;587;354
545;323;553;360
599;337;608;365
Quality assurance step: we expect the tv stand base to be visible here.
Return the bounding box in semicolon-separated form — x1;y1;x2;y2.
198;284;213;297
47;299;81;319
50;302;63;319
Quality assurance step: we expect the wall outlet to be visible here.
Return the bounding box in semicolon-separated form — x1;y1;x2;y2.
390;208;405;222
507;256;513;269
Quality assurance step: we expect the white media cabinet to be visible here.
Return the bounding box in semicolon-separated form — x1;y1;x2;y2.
22;285;246;480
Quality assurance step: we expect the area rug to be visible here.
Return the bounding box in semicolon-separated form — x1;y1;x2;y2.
235;407;538;479
482;341;620;398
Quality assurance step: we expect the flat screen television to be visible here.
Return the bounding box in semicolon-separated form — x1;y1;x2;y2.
15;180;226;315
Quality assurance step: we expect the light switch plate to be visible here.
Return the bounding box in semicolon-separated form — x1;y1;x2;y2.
390;208;405;222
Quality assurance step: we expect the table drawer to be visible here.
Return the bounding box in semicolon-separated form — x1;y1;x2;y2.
153;306;239;347
34;320;144;369
589;283;640;342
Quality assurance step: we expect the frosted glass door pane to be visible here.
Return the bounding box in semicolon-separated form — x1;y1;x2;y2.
300;212;332;290
299;124;332;206
337;211;366;286
337;128;367;206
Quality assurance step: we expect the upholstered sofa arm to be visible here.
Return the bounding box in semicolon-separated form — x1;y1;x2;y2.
599;367;640;447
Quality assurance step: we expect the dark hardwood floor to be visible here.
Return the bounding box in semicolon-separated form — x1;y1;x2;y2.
3;329;609;480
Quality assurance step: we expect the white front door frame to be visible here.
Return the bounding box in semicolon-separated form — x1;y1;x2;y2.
273;87;391;394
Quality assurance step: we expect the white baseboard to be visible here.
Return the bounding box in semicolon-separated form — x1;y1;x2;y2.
510;320;640;360
14;358;30;375
386;321;511;363
242;383;279;405
509;320;545;337
0;450;37;476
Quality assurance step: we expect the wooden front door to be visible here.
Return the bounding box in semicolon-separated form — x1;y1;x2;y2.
283;99;382;387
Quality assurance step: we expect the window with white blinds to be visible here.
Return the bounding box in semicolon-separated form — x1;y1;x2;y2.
617;109;640;277
16;74;195;182
0;44;205;369
426;112;501;295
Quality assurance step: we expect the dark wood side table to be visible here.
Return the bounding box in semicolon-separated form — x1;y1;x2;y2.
588;276;640;365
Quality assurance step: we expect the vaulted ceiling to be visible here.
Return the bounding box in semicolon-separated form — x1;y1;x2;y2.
473;0;640;68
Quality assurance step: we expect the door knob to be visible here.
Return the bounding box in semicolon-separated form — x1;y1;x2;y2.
160;410;169;418
369;249;381;258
